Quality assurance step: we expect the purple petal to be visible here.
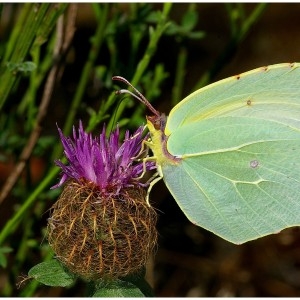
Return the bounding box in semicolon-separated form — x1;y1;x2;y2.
51;121;156;195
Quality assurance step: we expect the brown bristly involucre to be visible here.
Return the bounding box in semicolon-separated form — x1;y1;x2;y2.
48;180;157;280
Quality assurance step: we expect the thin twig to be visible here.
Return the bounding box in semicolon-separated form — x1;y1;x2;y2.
57;3;78;81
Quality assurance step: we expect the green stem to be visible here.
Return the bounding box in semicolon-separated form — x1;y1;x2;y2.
62;4;108;135
17;27;57;116
0;166;59;245
52;3;109;160
132;3;172;86
106;3;172;133
2;3;34;63
0;3;68;245
172;46;187;106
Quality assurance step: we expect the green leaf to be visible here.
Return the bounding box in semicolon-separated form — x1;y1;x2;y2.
0;246;13;268
93;279;145;297
0;246;13;253
18;61;37;72
121;270;155;297
181;10;198;31
187;31;206;40
28;260;75;287
6;61;36;74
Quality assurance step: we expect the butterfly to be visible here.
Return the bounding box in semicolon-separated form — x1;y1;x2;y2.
113;63;300;244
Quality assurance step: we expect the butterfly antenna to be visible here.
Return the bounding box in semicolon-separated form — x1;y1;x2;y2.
112;76;160;117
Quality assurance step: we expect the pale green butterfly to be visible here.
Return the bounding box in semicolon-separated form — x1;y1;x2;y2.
113;62;300;244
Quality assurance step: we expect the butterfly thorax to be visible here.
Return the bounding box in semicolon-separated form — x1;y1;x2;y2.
146;114;181;166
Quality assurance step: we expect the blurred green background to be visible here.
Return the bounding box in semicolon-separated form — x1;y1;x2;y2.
1;3;300;296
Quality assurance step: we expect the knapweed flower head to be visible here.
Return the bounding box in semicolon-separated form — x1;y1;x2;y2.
48;121;157;281
52;120;156;193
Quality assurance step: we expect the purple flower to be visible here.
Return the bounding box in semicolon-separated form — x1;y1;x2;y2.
52;121;156;194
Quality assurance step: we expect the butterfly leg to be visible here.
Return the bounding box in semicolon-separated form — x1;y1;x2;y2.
134;138;154;180
143;162;163;206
